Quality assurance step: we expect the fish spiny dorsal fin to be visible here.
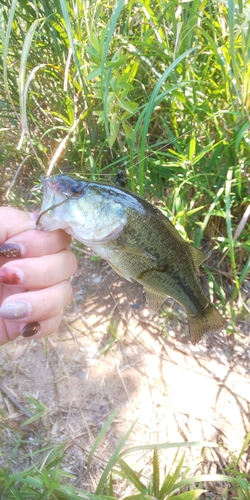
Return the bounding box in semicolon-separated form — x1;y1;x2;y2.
145;289;166;314
189;245;208;269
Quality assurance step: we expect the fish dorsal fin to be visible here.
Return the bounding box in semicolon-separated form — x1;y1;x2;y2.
146;289;166;314
189;245;208;269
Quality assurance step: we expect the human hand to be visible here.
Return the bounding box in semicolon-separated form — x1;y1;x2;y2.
0;207;77;344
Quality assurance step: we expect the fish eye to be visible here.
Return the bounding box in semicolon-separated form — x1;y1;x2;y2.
70;182;83;196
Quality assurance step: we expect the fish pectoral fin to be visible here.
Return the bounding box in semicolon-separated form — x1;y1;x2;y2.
108;262;132;282
145;289;166;314
113;238;156;261
189;245;208;269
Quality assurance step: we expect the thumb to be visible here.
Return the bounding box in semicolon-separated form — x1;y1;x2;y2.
0;208;36;244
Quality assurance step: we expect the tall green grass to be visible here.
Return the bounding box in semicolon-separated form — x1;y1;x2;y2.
1;0;249;321
0;1;250;495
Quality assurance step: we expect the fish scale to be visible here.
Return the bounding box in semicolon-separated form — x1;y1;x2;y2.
36;175;226;344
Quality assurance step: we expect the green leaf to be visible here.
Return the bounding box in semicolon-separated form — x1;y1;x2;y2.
235;120;249;149
137;47;195;195
120;441;218;458
152;448;160;497
171;490;206;500
100;0;125;142
122;122;133;140
236;476;250;492
87;408;119;470
235;431;250;467
118;100;138;114
19;19;41;122
21;396;47;426
159;452;186;499
106;54;128;69
59;0;82;85
89;31;101;55
95;419;138;495
1;0;18;96
86;67;102;80
174;474;241;490
188;132;196;161
108;112;119;147
192;140;224;165
124;496;156;500
116;457;146;493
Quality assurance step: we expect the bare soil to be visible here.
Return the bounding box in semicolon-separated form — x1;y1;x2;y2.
0;253;249;495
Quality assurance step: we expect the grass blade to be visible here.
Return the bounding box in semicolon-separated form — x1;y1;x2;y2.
101;0;125;143
235;432;250;467
152;448;160;498
1;0;18;95
116;457;147;493
120;441;218;458
18;18;41;148
225;167;239;294
171;491;206;500
159;452;186;499
138;48;195;195
59;0;82;85
174;473;242;490
95;418;138;495
87;407;119;471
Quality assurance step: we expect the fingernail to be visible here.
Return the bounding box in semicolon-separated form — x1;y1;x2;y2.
22;322;41;337
0;267;23;285
0;300;31;320
0;244;22;259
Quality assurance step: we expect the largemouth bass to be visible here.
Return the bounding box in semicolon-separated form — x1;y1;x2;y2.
36;175;226;344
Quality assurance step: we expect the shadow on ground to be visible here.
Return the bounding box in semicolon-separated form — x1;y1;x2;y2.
0;255;249;489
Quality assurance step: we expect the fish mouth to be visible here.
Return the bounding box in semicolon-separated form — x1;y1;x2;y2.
36;176;70;227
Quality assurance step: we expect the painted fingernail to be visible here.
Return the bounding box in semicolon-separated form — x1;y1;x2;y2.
21;322;41;337
0;267;23;285
0;244;22;259
0;300;31;320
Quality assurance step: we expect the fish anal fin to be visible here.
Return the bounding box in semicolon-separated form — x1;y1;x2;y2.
188;303;226;345
189;245;208;269
146;289;166;314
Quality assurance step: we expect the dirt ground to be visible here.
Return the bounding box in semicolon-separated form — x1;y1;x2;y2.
0;252;250;495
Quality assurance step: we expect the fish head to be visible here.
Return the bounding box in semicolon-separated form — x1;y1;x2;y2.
36;175;127;245
36;175;81;232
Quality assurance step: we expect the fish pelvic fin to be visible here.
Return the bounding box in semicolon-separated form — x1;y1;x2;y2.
188;303;226;345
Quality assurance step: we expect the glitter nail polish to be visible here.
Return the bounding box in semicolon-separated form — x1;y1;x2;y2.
0;300;31;319
0;244;22;259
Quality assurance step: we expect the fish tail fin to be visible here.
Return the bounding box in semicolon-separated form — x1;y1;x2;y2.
188;304;226;345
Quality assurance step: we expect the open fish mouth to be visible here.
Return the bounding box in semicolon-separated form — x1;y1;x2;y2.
36;176;72;227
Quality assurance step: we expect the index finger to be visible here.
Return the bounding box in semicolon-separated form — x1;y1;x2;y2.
5;229;72;258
